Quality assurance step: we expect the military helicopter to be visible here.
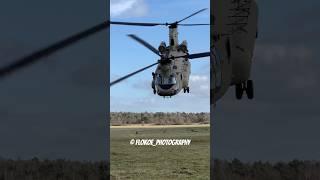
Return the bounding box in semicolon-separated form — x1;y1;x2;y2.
211;0;258;104
110;8;210;97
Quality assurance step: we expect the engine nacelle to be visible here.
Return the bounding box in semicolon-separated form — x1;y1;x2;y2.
179;40;188;52
158;41;166;54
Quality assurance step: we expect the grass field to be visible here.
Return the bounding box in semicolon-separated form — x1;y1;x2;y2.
110;125;210;180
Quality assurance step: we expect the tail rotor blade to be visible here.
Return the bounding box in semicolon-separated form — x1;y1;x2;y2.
110;62;159;86
127;34;160;56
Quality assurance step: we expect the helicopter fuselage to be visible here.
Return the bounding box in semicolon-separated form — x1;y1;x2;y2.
211;0;258;103
151;26;191;97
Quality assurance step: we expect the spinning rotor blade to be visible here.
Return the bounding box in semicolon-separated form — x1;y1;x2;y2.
177;8;207;23
127;34;160;56
179;23;210;26
188;52;211;59
0;21;109;79
110;21;165;26
171;52;210;59
110;8;208;27
110;62;159;86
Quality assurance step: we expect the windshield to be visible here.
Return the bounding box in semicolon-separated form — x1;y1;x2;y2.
156;74;176;85
167;75;176;84
156;75;162;84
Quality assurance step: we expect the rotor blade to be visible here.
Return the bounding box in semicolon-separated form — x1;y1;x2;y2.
110;21;165;26
171;52;211;59
179;23;210;26
127;34;160;56
110;62;159;86
188;52;211;59
0;21;109;79
177;8;208;23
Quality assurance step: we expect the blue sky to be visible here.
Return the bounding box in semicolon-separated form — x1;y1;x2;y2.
110;0;210;112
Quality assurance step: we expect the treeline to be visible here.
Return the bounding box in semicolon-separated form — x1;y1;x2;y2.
0;158;108;180
110;112;210;125
213;159;320;180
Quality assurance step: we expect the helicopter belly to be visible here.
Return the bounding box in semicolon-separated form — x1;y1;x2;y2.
211;0;258;102
231;51;251;84
231;0;258;84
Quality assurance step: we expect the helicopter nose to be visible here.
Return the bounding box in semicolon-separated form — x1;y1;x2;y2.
157;85;178;96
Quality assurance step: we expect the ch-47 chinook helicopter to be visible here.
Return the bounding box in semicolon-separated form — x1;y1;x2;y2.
110;8;210;97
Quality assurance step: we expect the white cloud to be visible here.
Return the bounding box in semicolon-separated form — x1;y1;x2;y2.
110;0;148;18
189;74;210;97
190;75;208;82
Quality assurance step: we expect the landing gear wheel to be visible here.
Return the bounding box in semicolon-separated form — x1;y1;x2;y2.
183;87;190;93
235;84;243;100
246;80;254;99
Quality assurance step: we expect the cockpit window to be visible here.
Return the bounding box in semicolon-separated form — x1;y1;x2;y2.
155;74;177;85
168;75;176;85
156;75;162;84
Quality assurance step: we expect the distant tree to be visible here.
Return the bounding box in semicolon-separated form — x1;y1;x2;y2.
110;112;210;125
